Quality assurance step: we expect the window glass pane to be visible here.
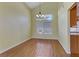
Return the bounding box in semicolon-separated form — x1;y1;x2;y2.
36;14;52;34
46;15;52;21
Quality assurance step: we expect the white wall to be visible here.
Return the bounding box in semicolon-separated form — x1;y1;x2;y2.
58;2;74;54
0;3;32;53
32;3;59;39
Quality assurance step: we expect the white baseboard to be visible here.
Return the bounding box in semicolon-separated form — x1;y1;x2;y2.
0;38;31;54
32;36;58;40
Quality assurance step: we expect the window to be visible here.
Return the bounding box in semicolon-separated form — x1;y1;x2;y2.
36;14;53;34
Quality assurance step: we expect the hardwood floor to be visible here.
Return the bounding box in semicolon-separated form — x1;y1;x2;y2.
0;39;67;57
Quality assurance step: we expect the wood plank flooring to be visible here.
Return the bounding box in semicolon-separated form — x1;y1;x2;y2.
0;39;67;57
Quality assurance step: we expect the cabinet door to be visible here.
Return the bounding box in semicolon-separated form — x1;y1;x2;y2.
77;35;79;53
70;5;77;27
70;35;79;54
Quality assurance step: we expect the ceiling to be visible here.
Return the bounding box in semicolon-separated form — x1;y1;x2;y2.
25;2;42;9
25;2;60;9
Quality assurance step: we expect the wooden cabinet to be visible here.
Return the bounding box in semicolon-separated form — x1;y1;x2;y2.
70;3;79;56
70;4;77;27
70;35;79;56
